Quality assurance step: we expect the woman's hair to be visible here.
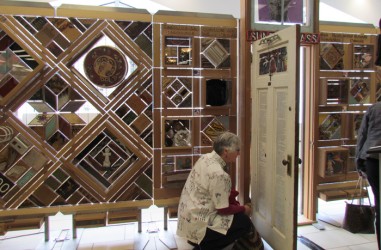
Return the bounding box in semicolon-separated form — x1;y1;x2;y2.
213;132;240;154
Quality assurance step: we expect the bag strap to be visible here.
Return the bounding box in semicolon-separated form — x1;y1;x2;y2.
351;177;362;204
351;176;372;206
362;178;373;206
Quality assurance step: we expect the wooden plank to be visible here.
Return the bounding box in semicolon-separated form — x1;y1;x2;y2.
74;212;106;228
0;206;59;217
59;200;152;214
154;198;180;207
154;11;236;27
318;190;347;201
5;217;44;231
107;210;139;224
0;1;54;16
57;5;151;21
317;180;358;191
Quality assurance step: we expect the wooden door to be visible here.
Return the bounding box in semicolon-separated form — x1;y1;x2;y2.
250;25;300;250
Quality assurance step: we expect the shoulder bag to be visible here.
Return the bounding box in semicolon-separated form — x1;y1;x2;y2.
342;176;375;234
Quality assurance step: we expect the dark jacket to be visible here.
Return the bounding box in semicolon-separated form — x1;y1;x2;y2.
356;102;381;161
376;34;381;66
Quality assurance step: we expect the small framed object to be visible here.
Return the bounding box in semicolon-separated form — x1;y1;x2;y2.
319;79;348;105
318;113;342;140
164;36;193;66
163;118;192;148
176;156;192;170
161;155;192;188
349;79;370;105
352;113;364;140
318;147;349;178
320;43;344;70
252;0;315;33
343;145;357;173
352;44;374;69
162;77;192;108
5;162;29;182
376;82;381;102
204;79;232;107
201;38;230;68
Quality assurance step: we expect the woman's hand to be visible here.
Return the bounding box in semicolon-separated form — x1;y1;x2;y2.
244;203;252;217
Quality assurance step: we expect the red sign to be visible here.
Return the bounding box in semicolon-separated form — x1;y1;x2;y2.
247;30;320;45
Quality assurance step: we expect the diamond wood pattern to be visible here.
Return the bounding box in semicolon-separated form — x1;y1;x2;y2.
0;8;237;211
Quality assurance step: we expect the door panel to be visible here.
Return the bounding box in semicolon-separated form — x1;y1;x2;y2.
251;25;300;250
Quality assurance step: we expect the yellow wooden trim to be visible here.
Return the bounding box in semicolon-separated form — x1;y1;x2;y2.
154;197;180;207
317;180;359;191
0;1;54;16
320;21;378;34
56;4;151;21
153;10;236;27
59;200;152;214
0;207;59;217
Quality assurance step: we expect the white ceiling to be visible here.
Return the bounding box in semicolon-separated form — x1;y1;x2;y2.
10;0;381;28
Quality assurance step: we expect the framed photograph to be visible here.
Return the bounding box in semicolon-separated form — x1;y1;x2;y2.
259;46;287;75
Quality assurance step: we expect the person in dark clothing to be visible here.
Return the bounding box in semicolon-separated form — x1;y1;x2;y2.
356;101;381;249
376;18;381;66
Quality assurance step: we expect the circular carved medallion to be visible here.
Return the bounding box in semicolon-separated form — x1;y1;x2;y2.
84;46;127;88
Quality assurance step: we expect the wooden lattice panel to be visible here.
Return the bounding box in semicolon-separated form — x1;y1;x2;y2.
0;7;238;210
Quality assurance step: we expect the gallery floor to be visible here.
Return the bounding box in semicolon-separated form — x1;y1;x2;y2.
0;200;377;250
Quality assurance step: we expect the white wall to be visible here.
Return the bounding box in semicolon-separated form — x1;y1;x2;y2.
13;0;381;28
320;0;380;27
153;0;380;28
151;0;240;18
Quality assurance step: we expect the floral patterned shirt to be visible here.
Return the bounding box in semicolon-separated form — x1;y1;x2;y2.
176;151;233;244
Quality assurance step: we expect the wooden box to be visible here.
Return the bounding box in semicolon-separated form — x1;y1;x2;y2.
318;147;349;178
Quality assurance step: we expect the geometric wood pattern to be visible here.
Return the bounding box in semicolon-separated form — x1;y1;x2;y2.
317;32;378;193
0;7;238;209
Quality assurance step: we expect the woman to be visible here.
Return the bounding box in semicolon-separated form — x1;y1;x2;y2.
176;132;259;249
356;101;381;249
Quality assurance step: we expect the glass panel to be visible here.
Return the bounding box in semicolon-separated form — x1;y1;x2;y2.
255;0;305;24
164;37;192;66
